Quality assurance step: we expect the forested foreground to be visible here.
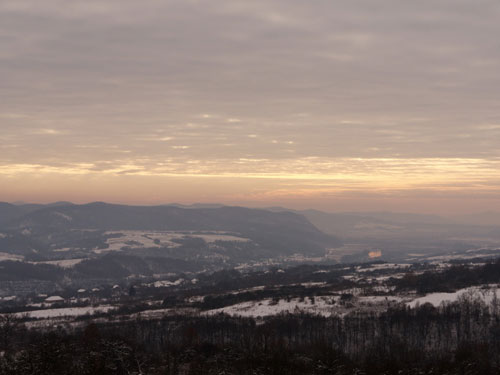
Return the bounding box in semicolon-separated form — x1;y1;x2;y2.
1;299;500;374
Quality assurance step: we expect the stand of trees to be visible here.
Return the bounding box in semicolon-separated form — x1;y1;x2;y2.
1;296;500;374
395;259;500;293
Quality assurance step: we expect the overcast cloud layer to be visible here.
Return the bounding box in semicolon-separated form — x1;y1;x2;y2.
1;0;499;213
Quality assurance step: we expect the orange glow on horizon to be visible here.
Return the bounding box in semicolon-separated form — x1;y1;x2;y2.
0;156;498;215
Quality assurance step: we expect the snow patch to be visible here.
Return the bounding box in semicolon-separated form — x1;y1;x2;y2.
0;252;24;261
54;212;73;221
11;305;116;319
150;279;184;288
33;259;85;268
204;297;338;318
97;230;250;254
45;296;64;303
53;247;71;252
407;285;500;308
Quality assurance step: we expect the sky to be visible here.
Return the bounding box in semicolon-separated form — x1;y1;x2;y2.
1;0;499;214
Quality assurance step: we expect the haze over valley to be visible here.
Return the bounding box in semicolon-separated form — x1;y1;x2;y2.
0;201;498;296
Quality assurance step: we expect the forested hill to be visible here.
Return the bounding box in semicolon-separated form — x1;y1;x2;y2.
0;202;342;256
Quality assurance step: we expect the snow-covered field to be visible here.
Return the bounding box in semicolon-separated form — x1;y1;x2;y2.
204;297;339;317
148;279;184;288
200;283;500;318
96;230;249;253
131;308;198;320
52;247;71;252
202;294;406;318
0;252;24;261
201;286;499;318
407;285;500;308
32;259;85;268
10;305;117;319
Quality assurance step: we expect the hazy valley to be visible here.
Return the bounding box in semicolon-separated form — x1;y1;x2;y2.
0;204;499;373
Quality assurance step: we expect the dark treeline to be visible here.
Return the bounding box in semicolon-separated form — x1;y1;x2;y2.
1;297;500;374
395;259;500;293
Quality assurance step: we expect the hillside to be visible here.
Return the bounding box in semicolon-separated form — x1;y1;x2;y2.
0;203;342;284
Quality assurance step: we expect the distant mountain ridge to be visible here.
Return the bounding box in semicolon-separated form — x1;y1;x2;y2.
0;202;341;256
0;201;76;225
0;202;499;280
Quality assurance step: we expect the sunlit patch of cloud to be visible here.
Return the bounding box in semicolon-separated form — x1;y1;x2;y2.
1;158;499;198
478;124;500;130
0;113;31;119
33;128;64;135
340;120;366;125
185;123;210;129
172;145;191;149
75;144;101;148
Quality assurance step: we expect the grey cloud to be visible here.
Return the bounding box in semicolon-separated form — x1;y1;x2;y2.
1;0;500;167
